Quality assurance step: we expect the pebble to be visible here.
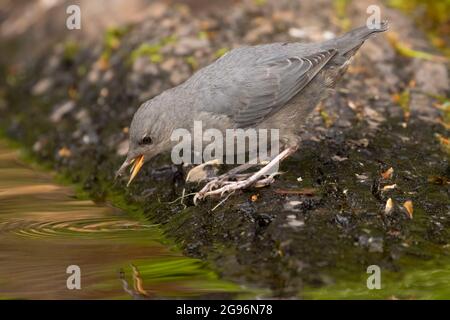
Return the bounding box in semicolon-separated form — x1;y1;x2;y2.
174;37;209;56
284;200;303;212
32;78;53;95
286;214;305;228
50;100;75;123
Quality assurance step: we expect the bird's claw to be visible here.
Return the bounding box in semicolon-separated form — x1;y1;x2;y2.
193;173;279;205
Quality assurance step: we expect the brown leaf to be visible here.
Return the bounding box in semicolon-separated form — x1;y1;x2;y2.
131;264;149;297
384;198;394;215
381;184;397;192
381;167;394;180
428;175;449;185
403;200;413;219
58;147;71;158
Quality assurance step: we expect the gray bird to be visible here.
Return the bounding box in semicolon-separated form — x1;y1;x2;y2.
117;22;388;201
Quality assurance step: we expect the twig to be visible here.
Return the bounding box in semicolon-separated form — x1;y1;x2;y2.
211;190;235;212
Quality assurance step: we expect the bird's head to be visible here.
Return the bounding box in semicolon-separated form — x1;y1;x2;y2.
115;99;174;186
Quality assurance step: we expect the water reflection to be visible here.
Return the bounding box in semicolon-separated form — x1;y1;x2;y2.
0;140;242;299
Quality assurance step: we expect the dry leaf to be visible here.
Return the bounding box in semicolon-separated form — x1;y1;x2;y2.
428;175;449;185
382;184;397;192
332;155;348;162
384;198;394;215
403;200;413;219
58;146;71;158
355;173;369;181
68;87;78;99
251;194;258;202
97;55;109;71
185;159;220;183
436;133;450;145
131;264;149;297
381;167;394;180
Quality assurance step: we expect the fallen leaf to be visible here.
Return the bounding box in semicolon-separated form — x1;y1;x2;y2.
403;200;413;219
428;175;450;185
381;167;394;180
332;155;348;162
251;194;258;202
435;133;449;145
131;264;149;297
355;173;369;181
97;55;110;71
68;87;78;100
318;108;334;128
385;198;394;215
348;139;369;148
58;147;71;158
185;159;221;183
387;32;448;63
382;184;397;192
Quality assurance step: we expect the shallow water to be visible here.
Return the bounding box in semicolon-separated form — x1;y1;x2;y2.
0;140;243;299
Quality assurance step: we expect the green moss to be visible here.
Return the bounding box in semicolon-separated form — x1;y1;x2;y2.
398;88;411;120
99;26;131;64
387;33;447;62
253;0;267;6
441;100;450;127
388;0;450;58
104;26;130;50
334;0;351;31
62;40;79;62
214;47;229;59
129;35;177;65
161;35;178;46
319;109;334;128
198;31;208;40
76;65;87;76
185;56;198;69
129;43;163;64
303;249;450;299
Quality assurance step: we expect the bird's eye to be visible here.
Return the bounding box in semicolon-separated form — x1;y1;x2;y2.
141;136;153;145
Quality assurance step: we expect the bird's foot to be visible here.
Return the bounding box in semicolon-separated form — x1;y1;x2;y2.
193;147;297;205
193;172;280;205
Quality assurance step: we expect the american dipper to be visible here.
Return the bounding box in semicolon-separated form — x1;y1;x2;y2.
117;22;388;201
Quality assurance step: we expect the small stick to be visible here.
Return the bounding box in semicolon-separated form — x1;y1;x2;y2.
211;190;236;212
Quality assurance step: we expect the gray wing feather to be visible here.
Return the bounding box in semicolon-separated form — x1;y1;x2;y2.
233;49;336;127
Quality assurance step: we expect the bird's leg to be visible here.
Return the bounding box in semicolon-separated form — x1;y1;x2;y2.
193;156;265;198
194;146;297;204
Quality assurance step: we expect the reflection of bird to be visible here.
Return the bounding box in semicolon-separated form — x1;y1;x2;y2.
116;22;388;201
119;265;150;299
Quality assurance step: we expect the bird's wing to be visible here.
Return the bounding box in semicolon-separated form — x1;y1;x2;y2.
231;49;336;128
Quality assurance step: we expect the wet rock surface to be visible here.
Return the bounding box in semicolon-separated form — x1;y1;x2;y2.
0;0;449;297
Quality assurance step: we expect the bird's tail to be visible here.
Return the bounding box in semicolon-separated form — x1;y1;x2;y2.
335;20;388;56
342;21;388;41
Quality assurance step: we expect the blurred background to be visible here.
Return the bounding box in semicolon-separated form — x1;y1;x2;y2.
0;0;449;299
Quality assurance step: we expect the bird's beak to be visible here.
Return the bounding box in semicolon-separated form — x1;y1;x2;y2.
115;154;145;186
127;154;145;186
